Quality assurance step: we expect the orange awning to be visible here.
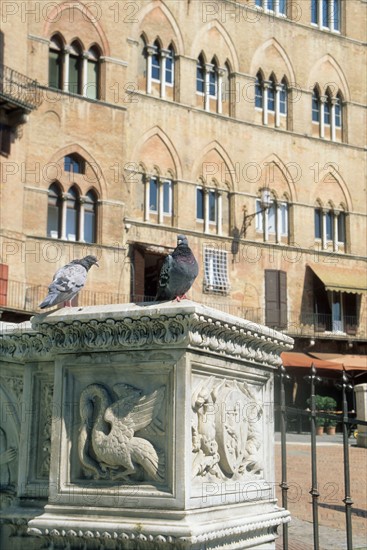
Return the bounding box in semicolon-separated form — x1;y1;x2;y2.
281;352;339;370
309;353;367;372
307;263;366;294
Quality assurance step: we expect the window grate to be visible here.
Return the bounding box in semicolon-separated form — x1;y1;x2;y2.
204;247;230;294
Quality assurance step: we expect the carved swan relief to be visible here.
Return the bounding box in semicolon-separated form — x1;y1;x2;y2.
78;383;166;484
192;378;263;481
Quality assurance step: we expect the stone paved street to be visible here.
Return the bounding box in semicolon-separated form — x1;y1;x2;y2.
274;434;367;549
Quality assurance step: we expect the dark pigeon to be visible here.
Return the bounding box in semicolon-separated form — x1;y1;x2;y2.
156;235;198;301
39;255;99;309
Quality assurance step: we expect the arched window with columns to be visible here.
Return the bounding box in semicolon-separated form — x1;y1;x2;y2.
195;183;224;236
312;84;344;141
48;35;102;98
46;155;98;243
255;72;288;128
255;192;290;243
144;174;174;224
314;202;347;251
145;39;176;99
196;54;230;114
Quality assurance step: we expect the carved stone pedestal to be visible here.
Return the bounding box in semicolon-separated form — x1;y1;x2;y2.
0;301;292;549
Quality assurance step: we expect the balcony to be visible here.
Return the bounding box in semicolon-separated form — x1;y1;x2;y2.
285;311;363;340
0;64;42;115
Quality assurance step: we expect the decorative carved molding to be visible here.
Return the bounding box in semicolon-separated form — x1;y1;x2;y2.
39;382;53;478
192;378;263;481
79;383;166;483
0;307;292;366
27;510;290;547
0;375;23;403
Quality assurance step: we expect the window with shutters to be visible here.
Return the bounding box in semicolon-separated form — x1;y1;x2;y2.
265;270;287;329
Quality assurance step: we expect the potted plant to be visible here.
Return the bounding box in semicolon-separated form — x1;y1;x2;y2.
316;417;325;435
323;396;337;435
307;395;326;435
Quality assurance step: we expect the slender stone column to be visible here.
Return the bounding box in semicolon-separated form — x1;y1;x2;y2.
263;81;270;125
62;46;70;92
204;188;210;233
60;192;68;239
146;45;156;94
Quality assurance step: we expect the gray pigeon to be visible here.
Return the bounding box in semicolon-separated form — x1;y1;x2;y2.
39;255;99;309
156;235;198;301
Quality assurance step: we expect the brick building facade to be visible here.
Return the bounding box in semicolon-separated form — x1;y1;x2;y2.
1;0;366;355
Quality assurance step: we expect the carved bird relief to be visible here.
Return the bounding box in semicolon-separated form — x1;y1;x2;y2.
78;383;165;483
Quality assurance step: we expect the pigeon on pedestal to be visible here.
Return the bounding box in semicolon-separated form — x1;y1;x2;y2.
39;255;99;309
156;235;198;301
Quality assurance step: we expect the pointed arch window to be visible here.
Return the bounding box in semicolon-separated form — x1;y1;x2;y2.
314;206;347;250
84;190;97;243
64;154;85;174
196;186;223;235
209;59;218;98
165;45;175;86
279;79;288;115
196;55;205;94
86;46;100;99
256;197;289;241
312;88;320;122
267;77;276;112
255;73;264;109
47;183;62;238
151;41;161;81
49;35;63;90
49;36;102;98
149;177;158;212
335;94;342;128
144;176;173;223
69;42;83;95
324;91;332;125
66;186;79;241
146;40;175;98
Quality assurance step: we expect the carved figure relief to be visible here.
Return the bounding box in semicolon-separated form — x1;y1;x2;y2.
78;383;166;483
192;378;263;481
39;382;53;478
0;427;17;510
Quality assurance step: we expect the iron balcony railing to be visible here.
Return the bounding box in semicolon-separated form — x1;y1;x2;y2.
0;281;363;338
291;312;361;338
0;64;42;111
0;279;263;321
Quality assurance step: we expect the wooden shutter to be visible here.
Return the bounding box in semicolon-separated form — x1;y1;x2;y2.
265;270;279;327
265;270;287;328
279;271;287;329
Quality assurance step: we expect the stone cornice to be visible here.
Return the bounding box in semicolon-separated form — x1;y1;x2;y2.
0;302;293;365
26;508;290;547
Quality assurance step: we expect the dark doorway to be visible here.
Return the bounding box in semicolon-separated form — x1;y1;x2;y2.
132;246;165;302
